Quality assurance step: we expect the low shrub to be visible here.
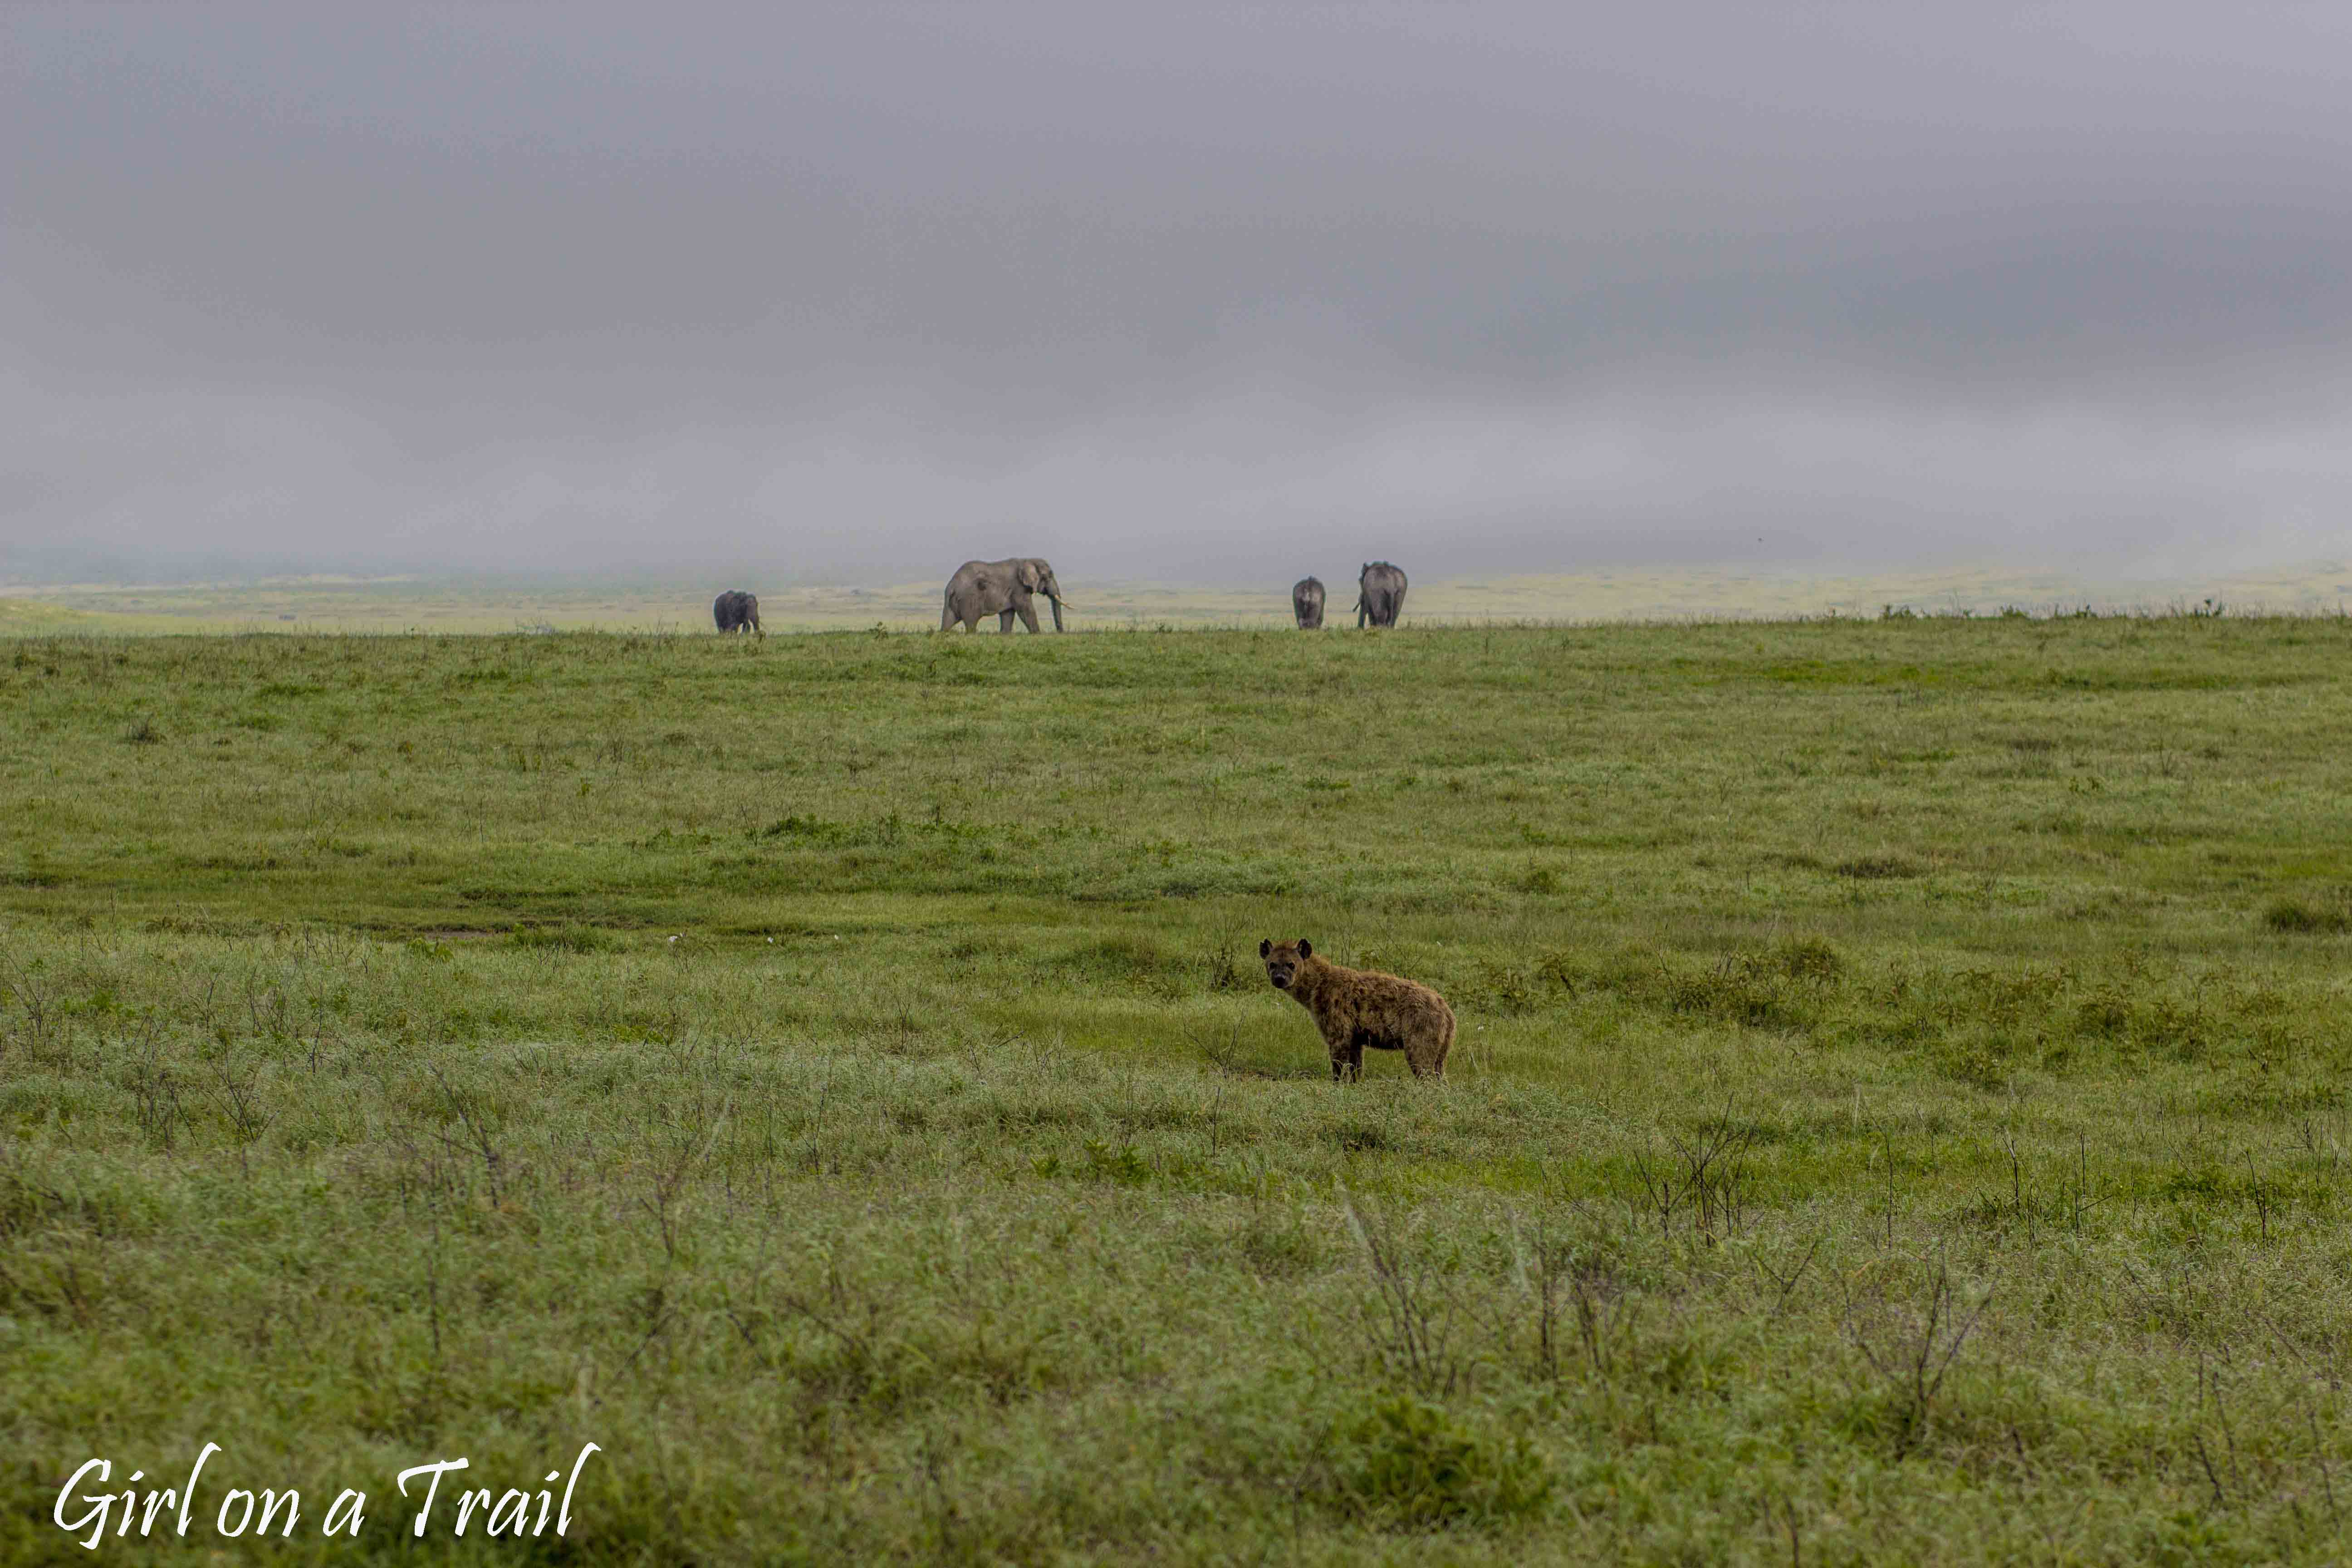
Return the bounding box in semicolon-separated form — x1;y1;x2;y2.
1332;1396;1550;1529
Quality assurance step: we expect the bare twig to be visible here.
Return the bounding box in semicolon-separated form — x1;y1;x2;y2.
1339;1185;1469;1395
1843;1259;1991;1459
214;1060;271;1179
1758;1238;1823;1319
428;1064;503;1207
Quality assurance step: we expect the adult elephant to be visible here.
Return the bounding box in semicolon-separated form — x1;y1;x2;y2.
1355;562;1408;628
712;590;761;634
1292;577;1326;629
940;558;1072;633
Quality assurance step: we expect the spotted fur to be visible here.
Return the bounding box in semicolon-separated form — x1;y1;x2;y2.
1260;938;1454;1082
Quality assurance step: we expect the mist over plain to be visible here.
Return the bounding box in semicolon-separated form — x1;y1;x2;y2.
6;5;2352;586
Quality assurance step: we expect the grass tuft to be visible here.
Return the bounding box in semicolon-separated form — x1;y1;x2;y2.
508;922;622;954
1834;853;1926;879
2264;894;2352;934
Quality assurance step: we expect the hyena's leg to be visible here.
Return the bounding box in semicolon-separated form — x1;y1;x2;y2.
1407;1011;1455;1079
1322;1021;1355;1083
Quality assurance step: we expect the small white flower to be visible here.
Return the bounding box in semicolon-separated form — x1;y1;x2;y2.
667;935;679;944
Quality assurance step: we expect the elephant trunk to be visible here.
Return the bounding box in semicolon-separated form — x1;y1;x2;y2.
1049;593;1065;632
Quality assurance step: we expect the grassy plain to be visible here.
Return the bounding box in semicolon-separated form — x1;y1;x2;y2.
9;556;2352;633
5;616;2352;1563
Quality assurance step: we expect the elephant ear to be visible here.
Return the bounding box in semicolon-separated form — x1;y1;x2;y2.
1016;562;1042;590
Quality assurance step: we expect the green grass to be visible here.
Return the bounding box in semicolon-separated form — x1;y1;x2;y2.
6;617;2352;1562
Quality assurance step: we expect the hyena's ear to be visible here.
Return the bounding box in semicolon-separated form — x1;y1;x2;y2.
1259;939;1271;958
1297;938;1313;958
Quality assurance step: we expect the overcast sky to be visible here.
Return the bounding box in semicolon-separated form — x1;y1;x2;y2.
7;4;2352;585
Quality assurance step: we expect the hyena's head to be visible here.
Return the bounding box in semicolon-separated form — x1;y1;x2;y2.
1259;938;1313;991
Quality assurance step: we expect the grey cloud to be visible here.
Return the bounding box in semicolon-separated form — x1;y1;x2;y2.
6;4;2352;583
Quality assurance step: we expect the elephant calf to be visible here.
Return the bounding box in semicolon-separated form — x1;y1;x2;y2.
712;590;762;634
1292;577;1325;629
1261;938;1455;1082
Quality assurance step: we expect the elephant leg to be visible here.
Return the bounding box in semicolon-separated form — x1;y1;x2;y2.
1017;602;1042;634
999;609;1016;633
941;603;957;632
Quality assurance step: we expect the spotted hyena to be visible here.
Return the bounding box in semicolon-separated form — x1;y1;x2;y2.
1260;938;1454;1082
